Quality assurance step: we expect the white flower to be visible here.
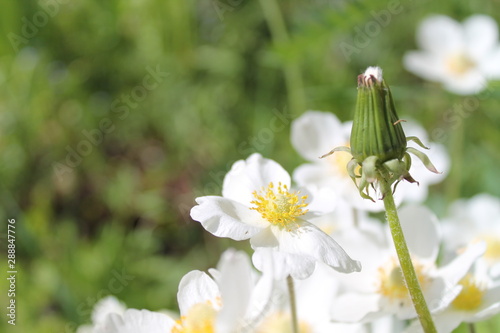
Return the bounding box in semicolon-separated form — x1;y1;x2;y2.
173;249;275;333
404;15;500;95
290;111;448;212
190;153;361;278
441;193;500;279
330;205;485;323
405;268;500;333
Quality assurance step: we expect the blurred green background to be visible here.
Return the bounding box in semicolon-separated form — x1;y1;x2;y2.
0;0;499;332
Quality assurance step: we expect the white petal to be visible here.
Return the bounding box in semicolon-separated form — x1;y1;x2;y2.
424;278;461;314
244;260;275;326
442;70;487;95
191;196;267;240
402;120;430;143
463;15;499;61
91;296;127;325
473;284;500;319
466;193;500;230
177;270;220;316
330;228;390;294
416;15;464;55
301;185;337;215
292;162;333;189
216;250;253;333
404;312;460;333
250;226;279;248
222;153;290;205
403;51;448;82
398;204;440;261
331;293;382;322
273;221;362;274
295;262;340;322
97;309;175;333
437;242;486;287
252;247;316;280
409;142;449;185
291;111;345;161
480;46;500;77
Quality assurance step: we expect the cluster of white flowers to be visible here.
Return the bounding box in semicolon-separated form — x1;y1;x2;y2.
77;120;500;332
76;13;500;333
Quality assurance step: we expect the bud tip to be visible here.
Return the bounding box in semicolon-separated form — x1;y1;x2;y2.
364;66;383;82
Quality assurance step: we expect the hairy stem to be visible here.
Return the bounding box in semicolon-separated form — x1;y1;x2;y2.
286;275;299;333
379;175;437;333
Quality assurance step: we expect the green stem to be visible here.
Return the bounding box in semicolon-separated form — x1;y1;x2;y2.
468;323;476;333
379;176;437;333
286;275;299;333
258;0;306;115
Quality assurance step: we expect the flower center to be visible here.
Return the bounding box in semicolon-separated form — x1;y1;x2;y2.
377;257;429;301
256;311;313;333
445;53;475;76
482;236;500;261
452;274;485;311
250;182;309;229
172;302;217;333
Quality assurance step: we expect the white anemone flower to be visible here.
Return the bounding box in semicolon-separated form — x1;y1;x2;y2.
404;15;500;95
171;249;274;333
405;268;500;333
330;205;485;323
290;111;448;212
190;153;361;279
441;193;500;279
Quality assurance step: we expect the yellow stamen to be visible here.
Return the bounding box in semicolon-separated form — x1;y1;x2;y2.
377;257;429;301
172;302;217;333
446;53;475;76
452;274;485;311
250;182;309;229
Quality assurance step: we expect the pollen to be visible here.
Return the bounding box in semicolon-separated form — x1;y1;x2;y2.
172;302;217;333
377;257;429;301
452;274;485;311
250;182;309;229
446;53;475;76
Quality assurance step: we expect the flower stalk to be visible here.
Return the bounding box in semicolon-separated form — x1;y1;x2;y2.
379;170;437;333
287;275;299;333
322;66;441;332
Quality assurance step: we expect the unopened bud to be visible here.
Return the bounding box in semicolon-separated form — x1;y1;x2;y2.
350;67;407;164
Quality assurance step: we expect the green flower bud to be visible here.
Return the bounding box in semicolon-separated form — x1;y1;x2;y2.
350;67;407;164
321;66;440;201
